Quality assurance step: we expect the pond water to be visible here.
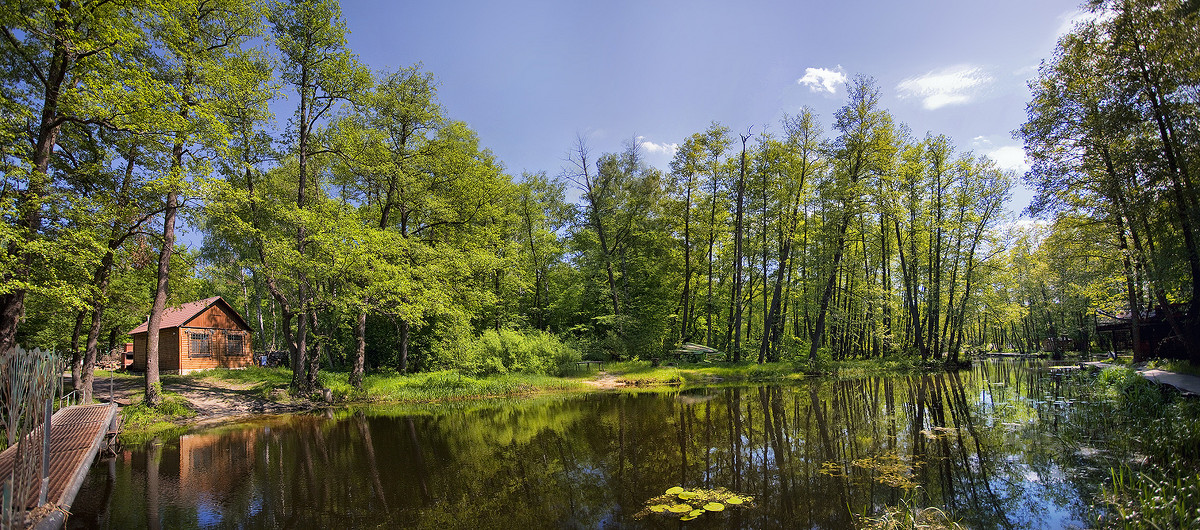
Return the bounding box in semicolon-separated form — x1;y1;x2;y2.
70;360;1137;528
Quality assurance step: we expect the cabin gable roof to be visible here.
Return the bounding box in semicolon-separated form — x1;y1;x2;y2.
128;296;251;335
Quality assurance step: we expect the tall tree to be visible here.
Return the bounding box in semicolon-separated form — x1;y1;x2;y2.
0;0;151;357
141;0;268;405
810;77;894;360
268;0;368;392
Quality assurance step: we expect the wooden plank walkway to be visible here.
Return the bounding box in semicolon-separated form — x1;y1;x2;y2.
0;403;116;525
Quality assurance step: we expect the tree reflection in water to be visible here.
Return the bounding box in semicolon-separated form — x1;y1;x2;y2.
72;360;1144;528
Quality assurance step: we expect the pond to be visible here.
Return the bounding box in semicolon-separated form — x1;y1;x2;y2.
69;360;1152;528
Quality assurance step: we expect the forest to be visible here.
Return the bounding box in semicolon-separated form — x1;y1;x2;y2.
2;0;1198;401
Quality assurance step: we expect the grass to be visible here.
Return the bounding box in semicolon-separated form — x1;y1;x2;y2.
1089;367;1200;527
188;355;955;405
594;356;953;387
119;390;194;445
93;369;141;380
1145;359;1200;377
107;355;961;440
192;366;587;404
1104;462;1200;528
857;502;965;530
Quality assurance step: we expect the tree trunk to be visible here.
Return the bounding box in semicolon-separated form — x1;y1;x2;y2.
731;133;749;360
810;214;851;359
351;309;366;389
396;319;410;374
145;182;177;407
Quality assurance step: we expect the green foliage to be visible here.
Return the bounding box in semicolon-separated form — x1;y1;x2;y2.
455;329;582;377
637;486;754;522
1104;463;1200;528
1082;367;1200;527
351;371;580;403
1096;367;1164;412
119;391;195;444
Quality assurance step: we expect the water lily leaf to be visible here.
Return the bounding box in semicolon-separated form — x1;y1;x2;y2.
688;509;705;517
668;504;691;513
665;486;685;495
649;504;670;513
678;491;697;500
703;502;725;512
680;514;699;521
726;496;744;505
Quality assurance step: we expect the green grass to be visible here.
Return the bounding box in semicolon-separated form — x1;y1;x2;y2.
596;356;949;387
1145;359;1200;377
190;366;587;404
93;369;141;380
119;391;195;445
350;371;584;402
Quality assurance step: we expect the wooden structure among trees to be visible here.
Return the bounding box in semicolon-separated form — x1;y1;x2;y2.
128;296;253;374
1096;307;1178;358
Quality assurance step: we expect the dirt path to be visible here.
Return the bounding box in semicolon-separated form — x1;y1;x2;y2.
581;371;624;390
73;373;304;427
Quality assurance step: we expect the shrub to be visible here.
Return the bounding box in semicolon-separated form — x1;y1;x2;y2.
461;329;581;377
1097;366;1163;411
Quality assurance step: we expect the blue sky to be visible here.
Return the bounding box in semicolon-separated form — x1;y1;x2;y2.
333;0;1088;214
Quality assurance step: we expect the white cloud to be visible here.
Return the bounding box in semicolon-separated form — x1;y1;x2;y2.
637;136;678;155
896;65;993;110
797;66;847;94
985;145;1030;173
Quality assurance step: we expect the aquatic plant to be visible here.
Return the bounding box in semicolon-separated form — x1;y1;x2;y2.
1102;465;1200;529
636;486;754;521
820;452;924;490
856;499;965;530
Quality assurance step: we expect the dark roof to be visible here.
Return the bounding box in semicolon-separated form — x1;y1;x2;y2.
128;296;250;335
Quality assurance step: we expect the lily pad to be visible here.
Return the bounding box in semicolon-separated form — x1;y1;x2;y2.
668;504;691;513
678;491;698;500
665;486;685;495
649;504;670;513
726;496;744;505
688;509;705;517
680;514;699;521
703;502;725;512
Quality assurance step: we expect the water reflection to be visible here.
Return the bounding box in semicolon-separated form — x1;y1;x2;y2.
73;360;1118;528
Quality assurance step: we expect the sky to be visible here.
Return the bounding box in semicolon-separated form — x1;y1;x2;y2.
327;0;1090;216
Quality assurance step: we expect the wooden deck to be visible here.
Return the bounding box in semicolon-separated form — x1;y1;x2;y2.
0;403;116;524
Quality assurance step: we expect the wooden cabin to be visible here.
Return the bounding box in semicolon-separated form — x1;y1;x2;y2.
128;296;253;374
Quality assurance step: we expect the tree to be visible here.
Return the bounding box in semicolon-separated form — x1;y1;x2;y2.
760;109;824;362
810;77;895;360
268;0;369;392
0;0;153;358
139;0;269;405
1021;0;1200;360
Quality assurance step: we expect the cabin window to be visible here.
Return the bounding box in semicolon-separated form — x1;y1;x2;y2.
190;331;212;358
226;333;245;356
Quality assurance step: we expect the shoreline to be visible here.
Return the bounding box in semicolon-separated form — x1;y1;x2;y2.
105;355;1169;440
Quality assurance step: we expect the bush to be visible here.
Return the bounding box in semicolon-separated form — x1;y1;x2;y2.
460;329;582;377
1097;367;1163;411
